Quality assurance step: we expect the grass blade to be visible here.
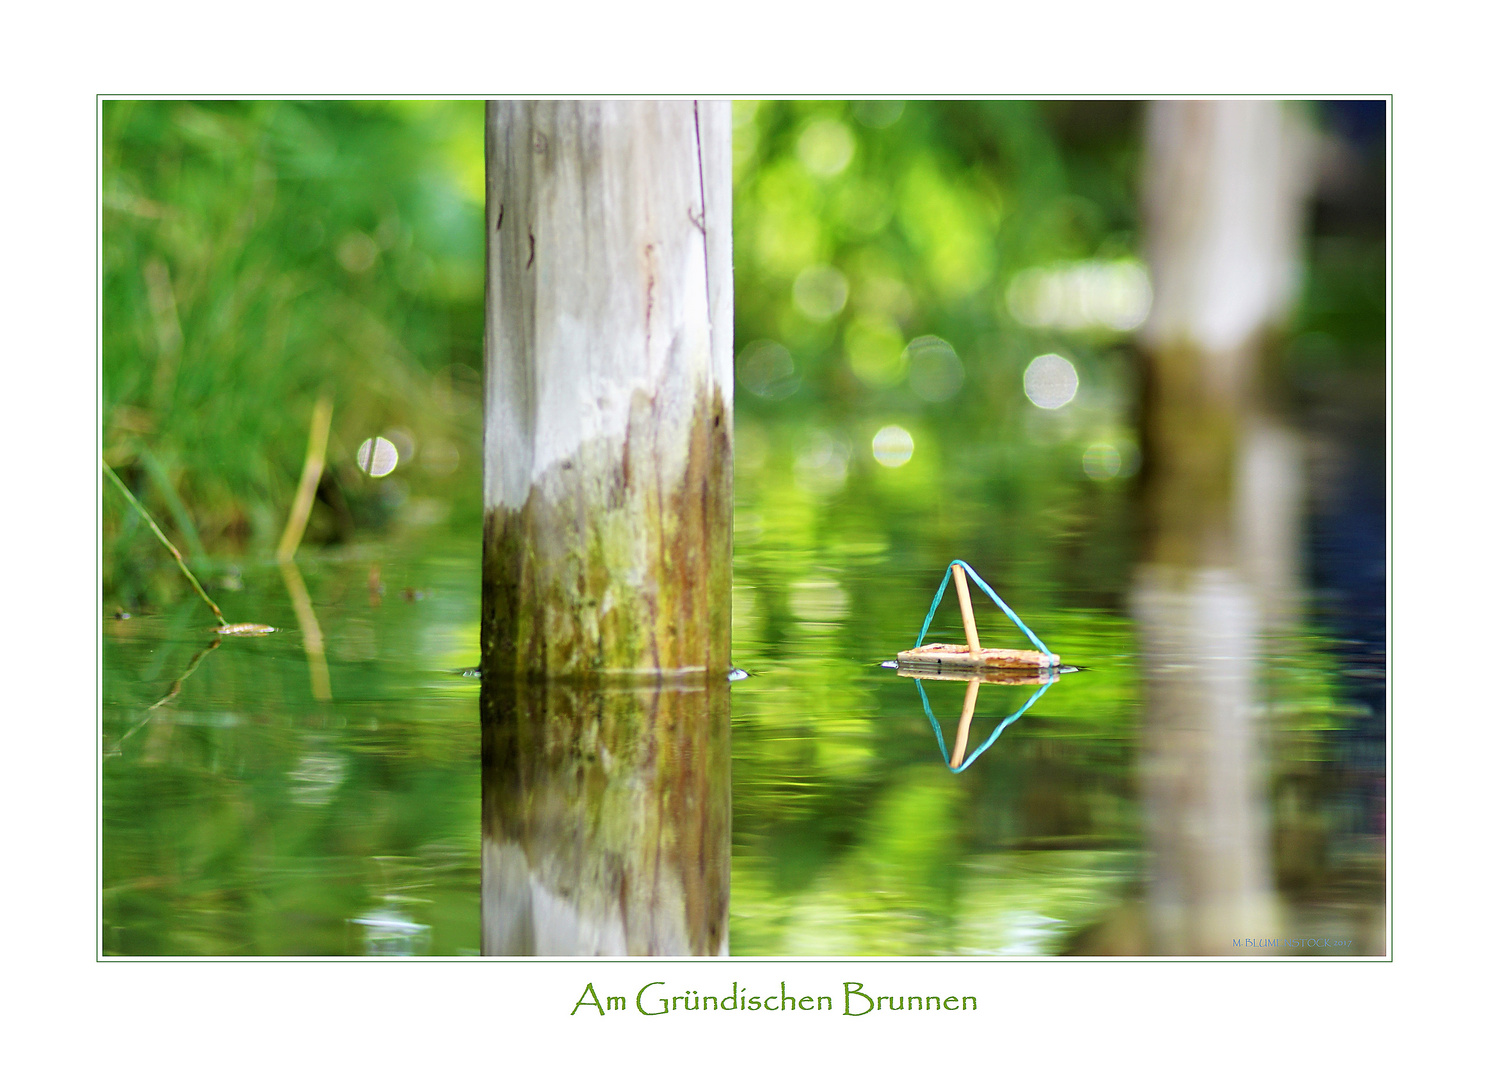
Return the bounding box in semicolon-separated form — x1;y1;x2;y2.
103;459;227;626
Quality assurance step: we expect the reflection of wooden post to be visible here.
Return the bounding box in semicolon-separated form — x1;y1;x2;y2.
482;101;733;679
951;564;980;660
949;677;981;769
482;676;729;955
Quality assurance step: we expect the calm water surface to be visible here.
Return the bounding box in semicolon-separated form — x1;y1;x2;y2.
103;540;484;955
102;407;1385;956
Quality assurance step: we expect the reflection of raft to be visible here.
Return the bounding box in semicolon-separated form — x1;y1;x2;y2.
898;562;1058;672
896;657;1057;685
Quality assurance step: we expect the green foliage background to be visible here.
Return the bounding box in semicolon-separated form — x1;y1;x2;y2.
103;100;487;605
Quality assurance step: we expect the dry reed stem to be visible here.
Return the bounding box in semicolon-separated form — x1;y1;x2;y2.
276;394;334;563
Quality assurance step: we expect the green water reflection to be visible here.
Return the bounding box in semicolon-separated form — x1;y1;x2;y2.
725;399;1384;957
102;411;1384;956
101;396;1383;956
102;537;483;956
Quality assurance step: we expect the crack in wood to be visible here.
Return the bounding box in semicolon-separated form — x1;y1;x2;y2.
691;102;712;329
644;244;656;348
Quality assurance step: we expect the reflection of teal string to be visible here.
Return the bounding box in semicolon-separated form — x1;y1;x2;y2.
916;677;1055;773
913;559;1054;657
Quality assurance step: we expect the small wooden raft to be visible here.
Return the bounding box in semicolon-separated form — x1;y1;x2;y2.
897;642;1058;672
897;564;1058;672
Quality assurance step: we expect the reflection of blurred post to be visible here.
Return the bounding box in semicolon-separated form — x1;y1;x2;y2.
481;677;730;955
1134;101;1311;954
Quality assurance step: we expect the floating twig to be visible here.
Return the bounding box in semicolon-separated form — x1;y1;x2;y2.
216;623;277;636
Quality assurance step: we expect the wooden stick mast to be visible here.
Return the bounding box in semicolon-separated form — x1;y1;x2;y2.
951;563;981;660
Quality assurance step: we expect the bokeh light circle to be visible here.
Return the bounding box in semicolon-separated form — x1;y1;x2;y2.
904;335;965;402
1082;442;1121;479
792;265;850;321
357;436;400;478
796;119;856;178
1023;353;1079;410
871;425;915;468
737;339;798;399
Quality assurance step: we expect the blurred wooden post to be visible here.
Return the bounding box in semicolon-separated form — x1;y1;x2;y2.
1138;100;1311;568
1140;101;1310;401
482;101;733;679
1133;101;1312;953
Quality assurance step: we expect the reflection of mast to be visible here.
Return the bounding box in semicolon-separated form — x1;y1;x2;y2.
951;678;980;769
481;676;730;955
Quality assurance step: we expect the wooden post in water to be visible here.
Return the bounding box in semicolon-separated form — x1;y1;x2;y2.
482;100;733;679
480;101;732;955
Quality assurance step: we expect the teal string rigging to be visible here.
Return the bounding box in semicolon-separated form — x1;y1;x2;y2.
913;559;1054;657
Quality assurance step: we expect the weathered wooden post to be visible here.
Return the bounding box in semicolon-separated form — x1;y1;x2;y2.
480;100;733;955
482;100;732;678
